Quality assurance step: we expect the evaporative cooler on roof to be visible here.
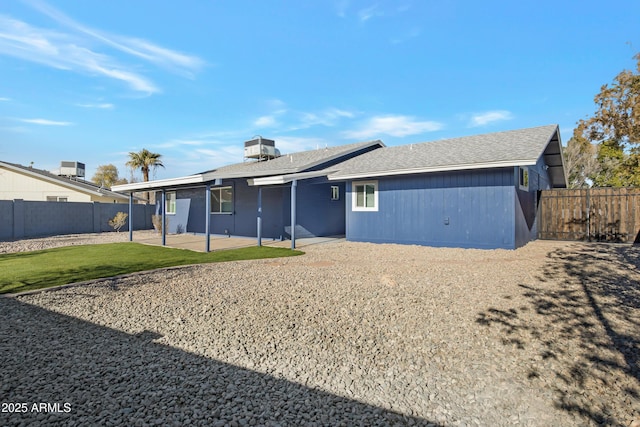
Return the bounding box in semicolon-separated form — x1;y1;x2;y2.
244;137;280;161
59;161;85;178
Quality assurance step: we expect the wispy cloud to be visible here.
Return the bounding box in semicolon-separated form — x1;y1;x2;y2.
28;0;204;76
343;115;443;139
296;108;355;129
18;118;73;126
0;15;159;93
253;101;356;131
0;97;10;101
254;115;279;128
0;0;204;94
358;5;382;22
469;110;513;127
76;102;114;109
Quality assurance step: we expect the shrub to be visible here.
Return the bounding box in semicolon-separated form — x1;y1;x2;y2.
152;214;169;235
108;212;128;232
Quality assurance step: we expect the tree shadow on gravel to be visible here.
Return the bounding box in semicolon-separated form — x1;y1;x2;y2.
476;243;640;426
0;297;438;427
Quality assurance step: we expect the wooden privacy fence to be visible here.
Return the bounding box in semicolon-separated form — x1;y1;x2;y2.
538;188;640;243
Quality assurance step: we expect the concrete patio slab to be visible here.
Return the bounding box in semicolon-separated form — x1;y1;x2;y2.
133;233;344;252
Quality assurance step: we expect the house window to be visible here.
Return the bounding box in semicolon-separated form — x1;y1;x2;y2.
519;167;529;191
331;186;340;200
46;196;68;202
211;186;233;214
352;181;378;211
165;192;176;214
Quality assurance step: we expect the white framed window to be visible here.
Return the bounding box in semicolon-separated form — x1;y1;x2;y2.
519;167;529;191
211;186;233;214
165;191;176;214
331;186;340;201
352;181;378;211
46;196;68;202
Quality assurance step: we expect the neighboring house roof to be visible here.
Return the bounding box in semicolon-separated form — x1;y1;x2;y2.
328;125;567;188
0;161;134;201
113;140;384;192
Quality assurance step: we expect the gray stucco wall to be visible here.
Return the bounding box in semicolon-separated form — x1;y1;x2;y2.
0;199;154;241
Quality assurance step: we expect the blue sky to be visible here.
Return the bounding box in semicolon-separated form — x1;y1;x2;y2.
1;0;639;181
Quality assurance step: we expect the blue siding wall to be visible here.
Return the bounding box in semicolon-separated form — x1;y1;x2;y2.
173;179;344;239
161;198;190;234
345;169;517;249
283;181;346;238
514;156;552;248
177;181;285;239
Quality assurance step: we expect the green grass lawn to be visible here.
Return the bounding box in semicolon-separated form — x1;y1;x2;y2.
0;243;303;294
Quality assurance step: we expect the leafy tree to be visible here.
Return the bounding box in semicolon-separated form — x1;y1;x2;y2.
577;53;640;187
563;123;600;188
584;53;640;147
91;164;126;189
592;139;625;187
126;148;164;202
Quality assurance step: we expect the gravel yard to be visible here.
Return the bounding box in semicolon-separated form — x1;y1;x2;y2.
1;234;639;426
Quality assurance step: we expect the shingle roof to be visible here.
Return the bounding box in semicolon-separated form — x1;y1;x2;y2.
112;140;384;192
329;125;565;186
202;140;383;179
0;161;132;200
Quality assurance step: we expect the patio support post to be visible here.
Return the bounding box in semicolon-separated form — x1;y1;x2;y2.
128;192;133;242
161;190;166;247
257;187;262;247
291;179;297;249
205;183;211;252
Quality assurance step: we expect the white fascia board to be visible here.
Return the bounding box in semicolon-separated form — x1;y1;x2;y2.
328;160;538;181
112;174;205;192
248;170;334;186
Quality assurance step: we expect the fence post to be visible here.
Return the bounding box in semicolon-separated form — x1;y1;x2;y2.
13;199;25;240
92;202;101;233
586;189;591;242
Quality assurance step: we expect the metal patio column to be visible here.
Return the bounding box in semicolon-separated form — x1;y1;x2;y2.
257;187;262;247
205;183;211;252
128;193;133;242
161;190;166;246
291;179;297;249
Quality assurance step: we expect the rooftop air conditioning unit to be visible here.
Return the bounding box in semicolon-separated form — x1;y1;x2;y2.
59;161;85;178
244;137;280;161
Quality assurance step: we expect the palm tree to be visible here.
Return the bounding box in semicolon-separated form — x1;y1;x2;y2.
126;148;164;202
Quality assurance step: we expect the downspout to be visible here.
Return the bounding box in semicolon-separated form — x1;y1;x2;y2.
205;183;211;252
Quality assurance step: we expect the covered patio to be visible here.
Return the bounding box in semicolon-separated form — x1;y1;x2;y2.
133;233;344;252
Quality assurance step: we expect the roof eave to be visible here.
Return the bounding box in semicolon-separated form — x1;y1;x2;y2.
112;175;206;192
328;159;538;181
248;169;336;186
